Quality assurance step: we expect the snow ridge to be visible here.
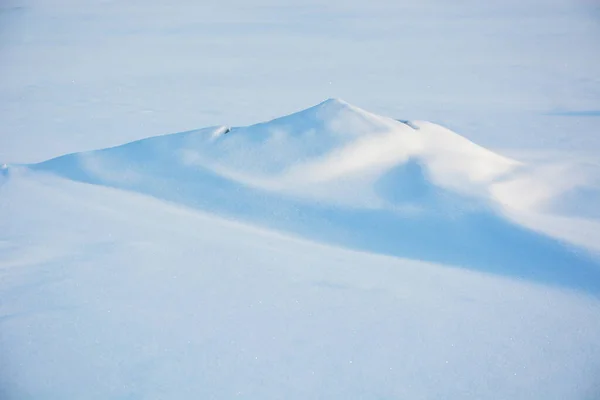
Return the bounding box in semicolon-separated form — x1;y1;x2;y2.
25;99;600;292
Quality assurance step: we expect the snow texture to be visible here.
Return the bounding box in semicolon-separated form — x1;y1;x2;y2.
1;169;600;400
26;99;600;292
1;1;600;398
1;0;600;163
1;100;600;399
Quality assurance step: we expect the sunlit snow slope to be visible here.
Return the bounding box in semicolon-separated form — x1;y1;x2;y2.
25;99;600;292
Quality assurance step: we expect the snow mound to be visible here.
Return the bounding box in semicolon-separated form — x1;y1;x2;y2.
27;99;600;291
34;98;519;207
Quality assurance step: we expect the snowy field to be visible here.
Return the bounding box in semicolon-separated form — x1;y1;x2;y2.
2;0;600;162
1;1;600;399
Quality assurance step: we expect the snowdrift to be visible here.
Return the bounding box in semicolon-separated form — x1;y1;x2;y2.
22;99;600;291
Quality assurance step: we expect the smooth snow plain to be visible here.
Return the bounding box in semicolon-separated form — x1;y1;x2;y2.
2;99;600;399
2;0;600;163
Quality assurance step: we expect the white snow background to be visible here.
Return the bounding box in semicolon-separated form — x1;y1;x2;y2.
1;1;600;399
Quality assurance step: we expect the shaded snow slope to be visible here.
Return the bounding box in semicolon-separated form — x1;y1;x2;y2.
25;99;600;292
1;171;600;400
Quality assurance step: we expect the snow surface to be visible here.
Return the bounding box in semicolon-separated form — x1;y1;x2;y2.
25;99;600;291
2;100;600;399
1;1;600;397
1;0;600;163
2;169;600;400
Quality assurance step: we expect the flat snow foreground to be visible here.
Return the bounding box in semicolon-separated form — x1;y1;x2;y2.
1;169;600;400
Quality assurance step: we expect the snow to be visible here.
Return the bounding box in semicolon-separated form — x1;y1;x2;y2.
1;1;600;398
1;170;600;400
1;0;600;163
2;99;600;398
28;100;600;266
31;98;518;204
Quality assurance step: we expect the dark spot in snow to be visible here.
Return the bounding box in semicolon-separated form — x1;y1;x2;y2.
397;120;420;130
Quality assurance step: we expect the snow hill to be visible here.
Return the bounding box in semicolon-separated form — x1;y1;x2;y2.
1;99;600;399
23;98;600;292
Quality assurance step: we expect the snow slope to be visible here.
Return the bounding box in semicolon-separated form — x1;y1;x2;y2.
1;170;600;400
2;100;600;399
26;99;600;292
33;99;520;205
